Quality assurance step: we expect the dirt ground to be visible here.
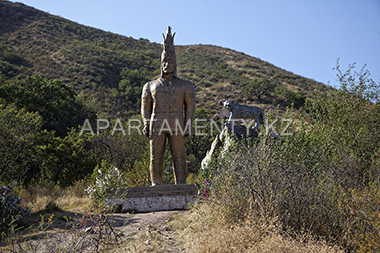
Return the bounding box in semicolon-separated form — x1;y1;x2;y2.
110;210;187;252
2;209;188;253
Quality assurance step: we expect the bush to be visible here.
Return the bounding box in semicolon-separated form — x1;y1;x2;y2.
0;75;95;137
243;78;276;100
200;62;380;251
124;161;150;187
274;86;306;108
287;90;306;108
0;105;44;185
37;129;97;187
203;124;378;250
307;61;380;187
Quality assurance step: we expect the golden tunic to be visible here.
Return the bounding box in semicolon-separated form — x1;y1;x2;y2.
141;77;195;134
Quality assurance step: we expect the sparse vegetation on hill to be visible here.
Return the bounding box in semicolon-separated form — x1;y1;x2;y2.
0;0;324;118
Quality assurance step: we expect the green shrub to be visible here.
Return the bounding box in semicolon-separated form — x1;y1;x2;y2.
0;75;95;137
37;129;97;187
0;105;44;185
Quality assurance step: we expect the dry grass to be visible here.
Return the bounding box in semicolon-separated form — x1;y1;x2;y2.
17;193;88;212
115;228;184;253
54;195;89;210
176;202;343;253
15;180;90;212
250;233;342;253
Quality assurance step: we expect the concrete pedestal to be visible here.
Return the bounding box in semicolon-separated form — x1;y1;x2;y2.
106;185;198;213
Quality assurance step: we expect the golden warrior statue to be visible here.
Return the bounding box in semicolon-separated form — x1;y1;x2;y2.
141;27;196;186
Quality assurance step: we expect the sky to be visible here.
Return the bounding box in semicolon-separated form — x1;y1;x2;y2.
12;0;380;87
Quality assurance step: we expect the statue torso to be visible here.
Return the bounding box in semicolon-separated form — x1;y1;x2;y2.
144;77;194;131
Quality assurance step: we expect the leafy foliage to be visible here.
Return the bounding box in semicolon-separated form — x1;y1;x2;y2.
0;75;95;137
275;86;307;108
37;130;97;187
119;68;149;111
307;61;380;186
0;97;98;187
91;116;149;172
0;105;44;185
185;108;220;174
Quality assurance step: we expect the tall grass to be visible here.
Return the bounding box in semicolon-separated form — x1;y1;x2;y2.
15;179;89;212
180;201;343;253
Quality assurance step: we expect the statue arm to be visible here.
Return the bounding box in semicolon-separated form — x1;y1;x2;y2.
141;83;152;137
184;82;196;133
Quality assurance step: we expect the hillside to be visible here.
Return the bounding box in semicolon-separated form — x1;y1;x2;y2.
0;0;327;118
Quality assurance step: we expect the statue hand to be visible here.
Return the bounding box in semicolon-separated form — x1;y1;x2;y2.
143;125;150;139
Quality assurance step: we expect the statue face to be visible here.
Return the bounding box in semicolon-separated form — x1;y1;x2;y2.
161;58;175;75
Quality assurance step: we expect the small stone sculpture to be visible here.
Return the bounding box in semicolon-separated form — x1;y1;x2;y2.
141;27;196;186
223;100;265;132
201;101;265;170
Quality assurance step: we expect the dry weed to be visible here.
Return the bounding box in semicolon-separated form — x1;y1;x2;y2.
178;202;343;253
15;180;89;212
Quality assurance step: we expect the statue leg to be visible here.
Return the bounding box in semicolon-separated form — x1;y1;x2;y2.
168;134;187;184
150;132;167;186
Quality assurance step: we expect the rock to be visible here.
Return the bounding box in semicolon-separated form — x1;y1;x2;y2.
107;185;198;212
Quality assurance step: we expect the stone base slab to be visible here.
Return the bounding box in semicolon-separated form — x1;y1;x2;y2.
106;185;198;212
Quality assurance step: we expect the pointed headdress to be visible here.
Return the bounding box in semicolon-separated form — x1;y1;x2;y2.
161;26;177;77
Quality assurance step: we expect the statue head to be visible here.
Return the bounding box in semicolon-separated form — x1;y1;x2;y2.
223;100;234;111
161;26;177;77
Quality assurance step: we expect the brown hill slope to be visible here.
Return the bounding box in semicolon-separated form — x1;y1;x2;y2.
0;0;327;118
